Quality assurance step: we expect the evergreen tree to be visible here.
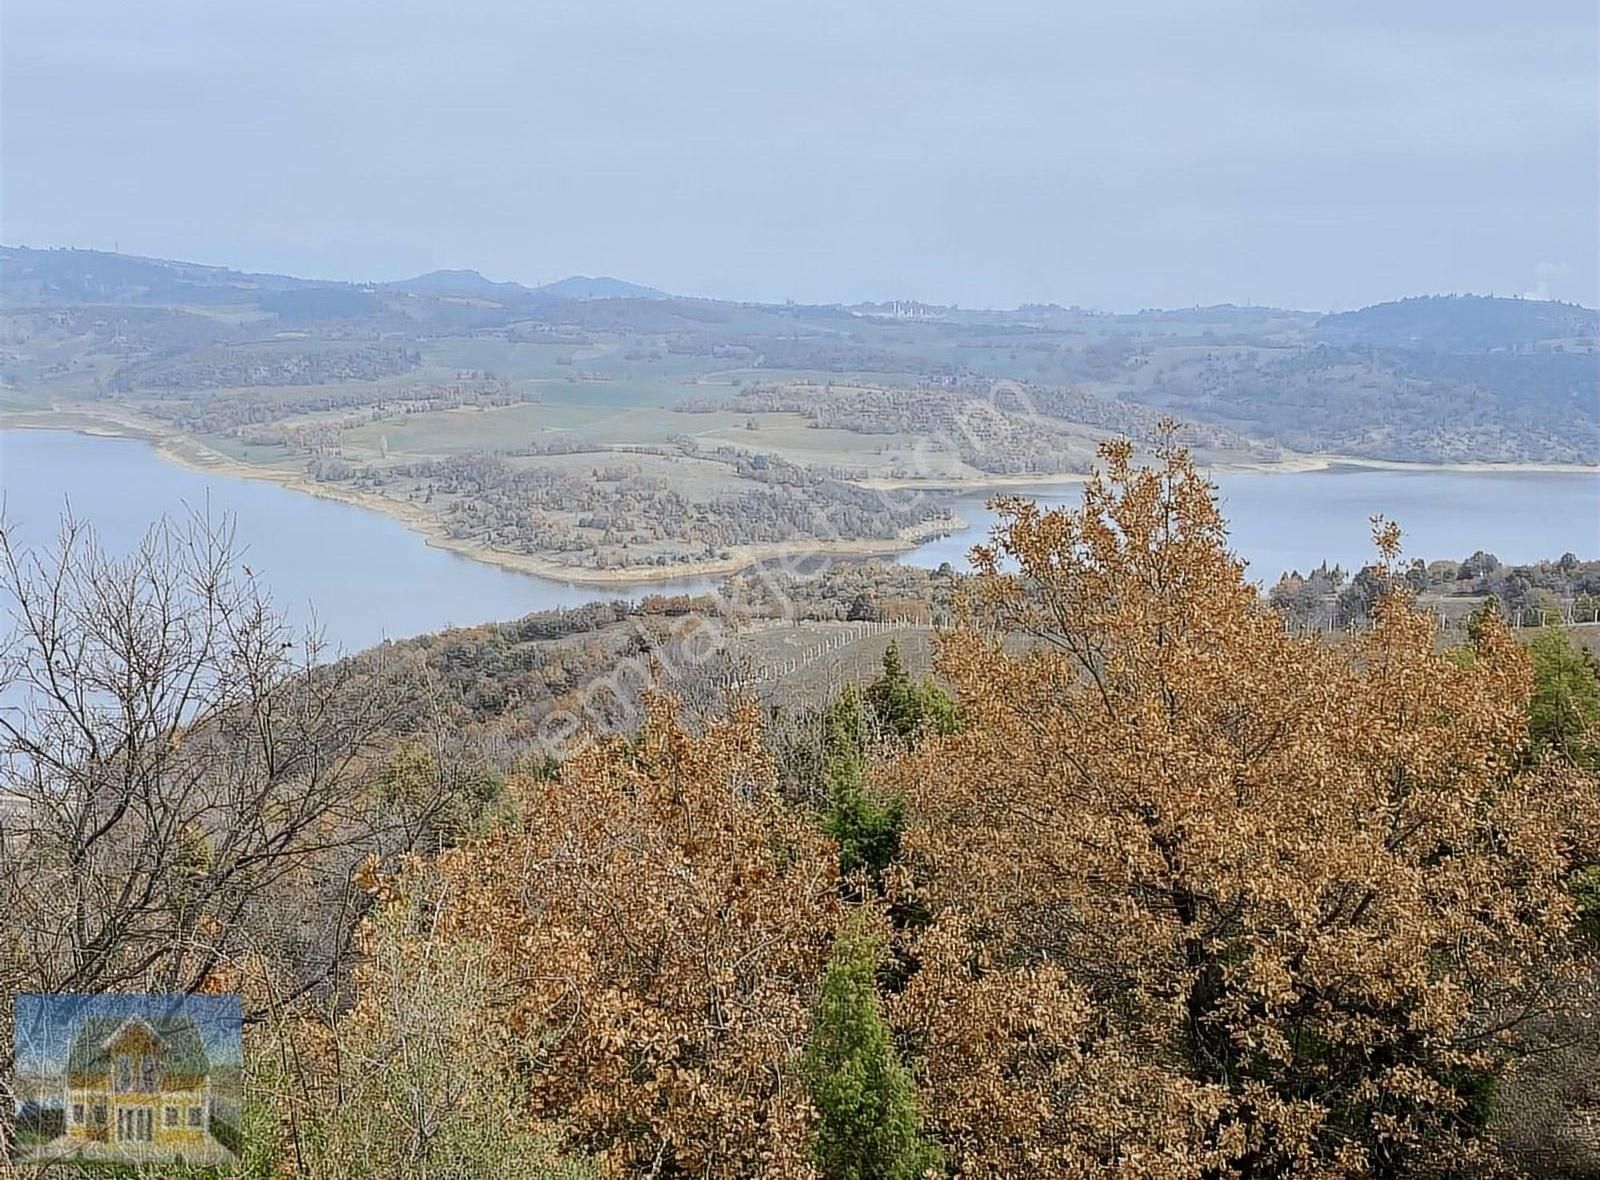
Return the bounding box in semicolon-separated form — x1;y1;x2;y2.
1573;864;1600;947
824;754;905;891
823;685;904;891
825;683;870;765
1527;627;1600;766
804;917;943;1180
865;642;958;741
865;641;914;735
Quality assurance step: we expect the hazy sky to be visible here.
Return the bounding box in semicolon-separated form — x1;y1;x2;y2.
3;0;1595;310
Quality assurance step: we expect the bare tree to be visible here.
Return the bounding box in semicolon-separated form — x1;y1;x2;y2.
0;509;433;1010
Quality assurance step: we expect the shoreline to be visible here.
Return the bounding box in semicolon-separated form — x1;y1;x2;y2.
1298;456;1600;476
0;408;966;588
851;452;1599;491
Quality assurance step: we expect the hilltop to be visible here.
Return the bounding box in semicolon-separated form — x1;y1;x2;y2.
535;274;668;300
387;268;533;299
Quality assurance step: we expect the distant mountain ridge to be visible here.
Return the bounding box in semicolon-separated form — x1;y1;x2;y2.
0;247;673;306
5;246;1595;323
0;246;341;306
384;268;668;301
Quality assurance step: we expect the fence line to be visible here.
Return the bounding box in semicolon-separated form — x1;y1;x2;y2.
1283;602;1600;637
719;618;939;688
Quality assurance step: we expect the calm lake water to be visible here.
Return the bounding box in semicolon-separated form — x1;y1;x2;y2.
2;428;1596;655
915;467;1600;582
0;429;715;653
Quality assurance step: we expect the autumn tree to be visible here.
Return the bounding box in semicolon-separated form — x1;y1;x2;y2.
888;435;1600;1178
379;696;839;1178
1484;626;1600;1176
804;914;942;1180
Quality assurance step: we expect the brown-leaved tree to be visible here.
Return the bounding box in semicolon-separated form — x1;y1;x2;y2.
888;435;1599;1178
401;696;840;1178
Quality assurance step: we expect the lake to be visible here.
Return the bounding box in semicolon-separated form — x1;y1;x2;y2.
2;428;1596;655
913;467;1600;581
0;429;716;653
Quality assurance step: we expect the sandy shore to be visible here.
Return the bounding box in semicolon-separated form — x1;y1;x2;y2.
0;406;966;587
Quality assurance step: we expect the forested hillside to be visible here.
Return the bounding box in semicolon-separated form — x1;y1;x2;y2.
1318;294;1599;351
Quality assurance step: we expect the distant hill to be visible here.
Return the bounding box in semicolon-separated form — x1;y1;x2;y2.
0;245;335;306
387;268;532;299
534;275;668;301
1318;294;1599;352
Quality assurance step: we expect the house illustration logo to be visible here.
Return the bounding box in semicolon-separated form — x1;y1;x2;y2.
12;994;242;1167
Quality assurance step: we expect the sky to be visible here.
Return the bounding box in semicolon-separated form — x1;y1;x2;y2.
2;0;1595;311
